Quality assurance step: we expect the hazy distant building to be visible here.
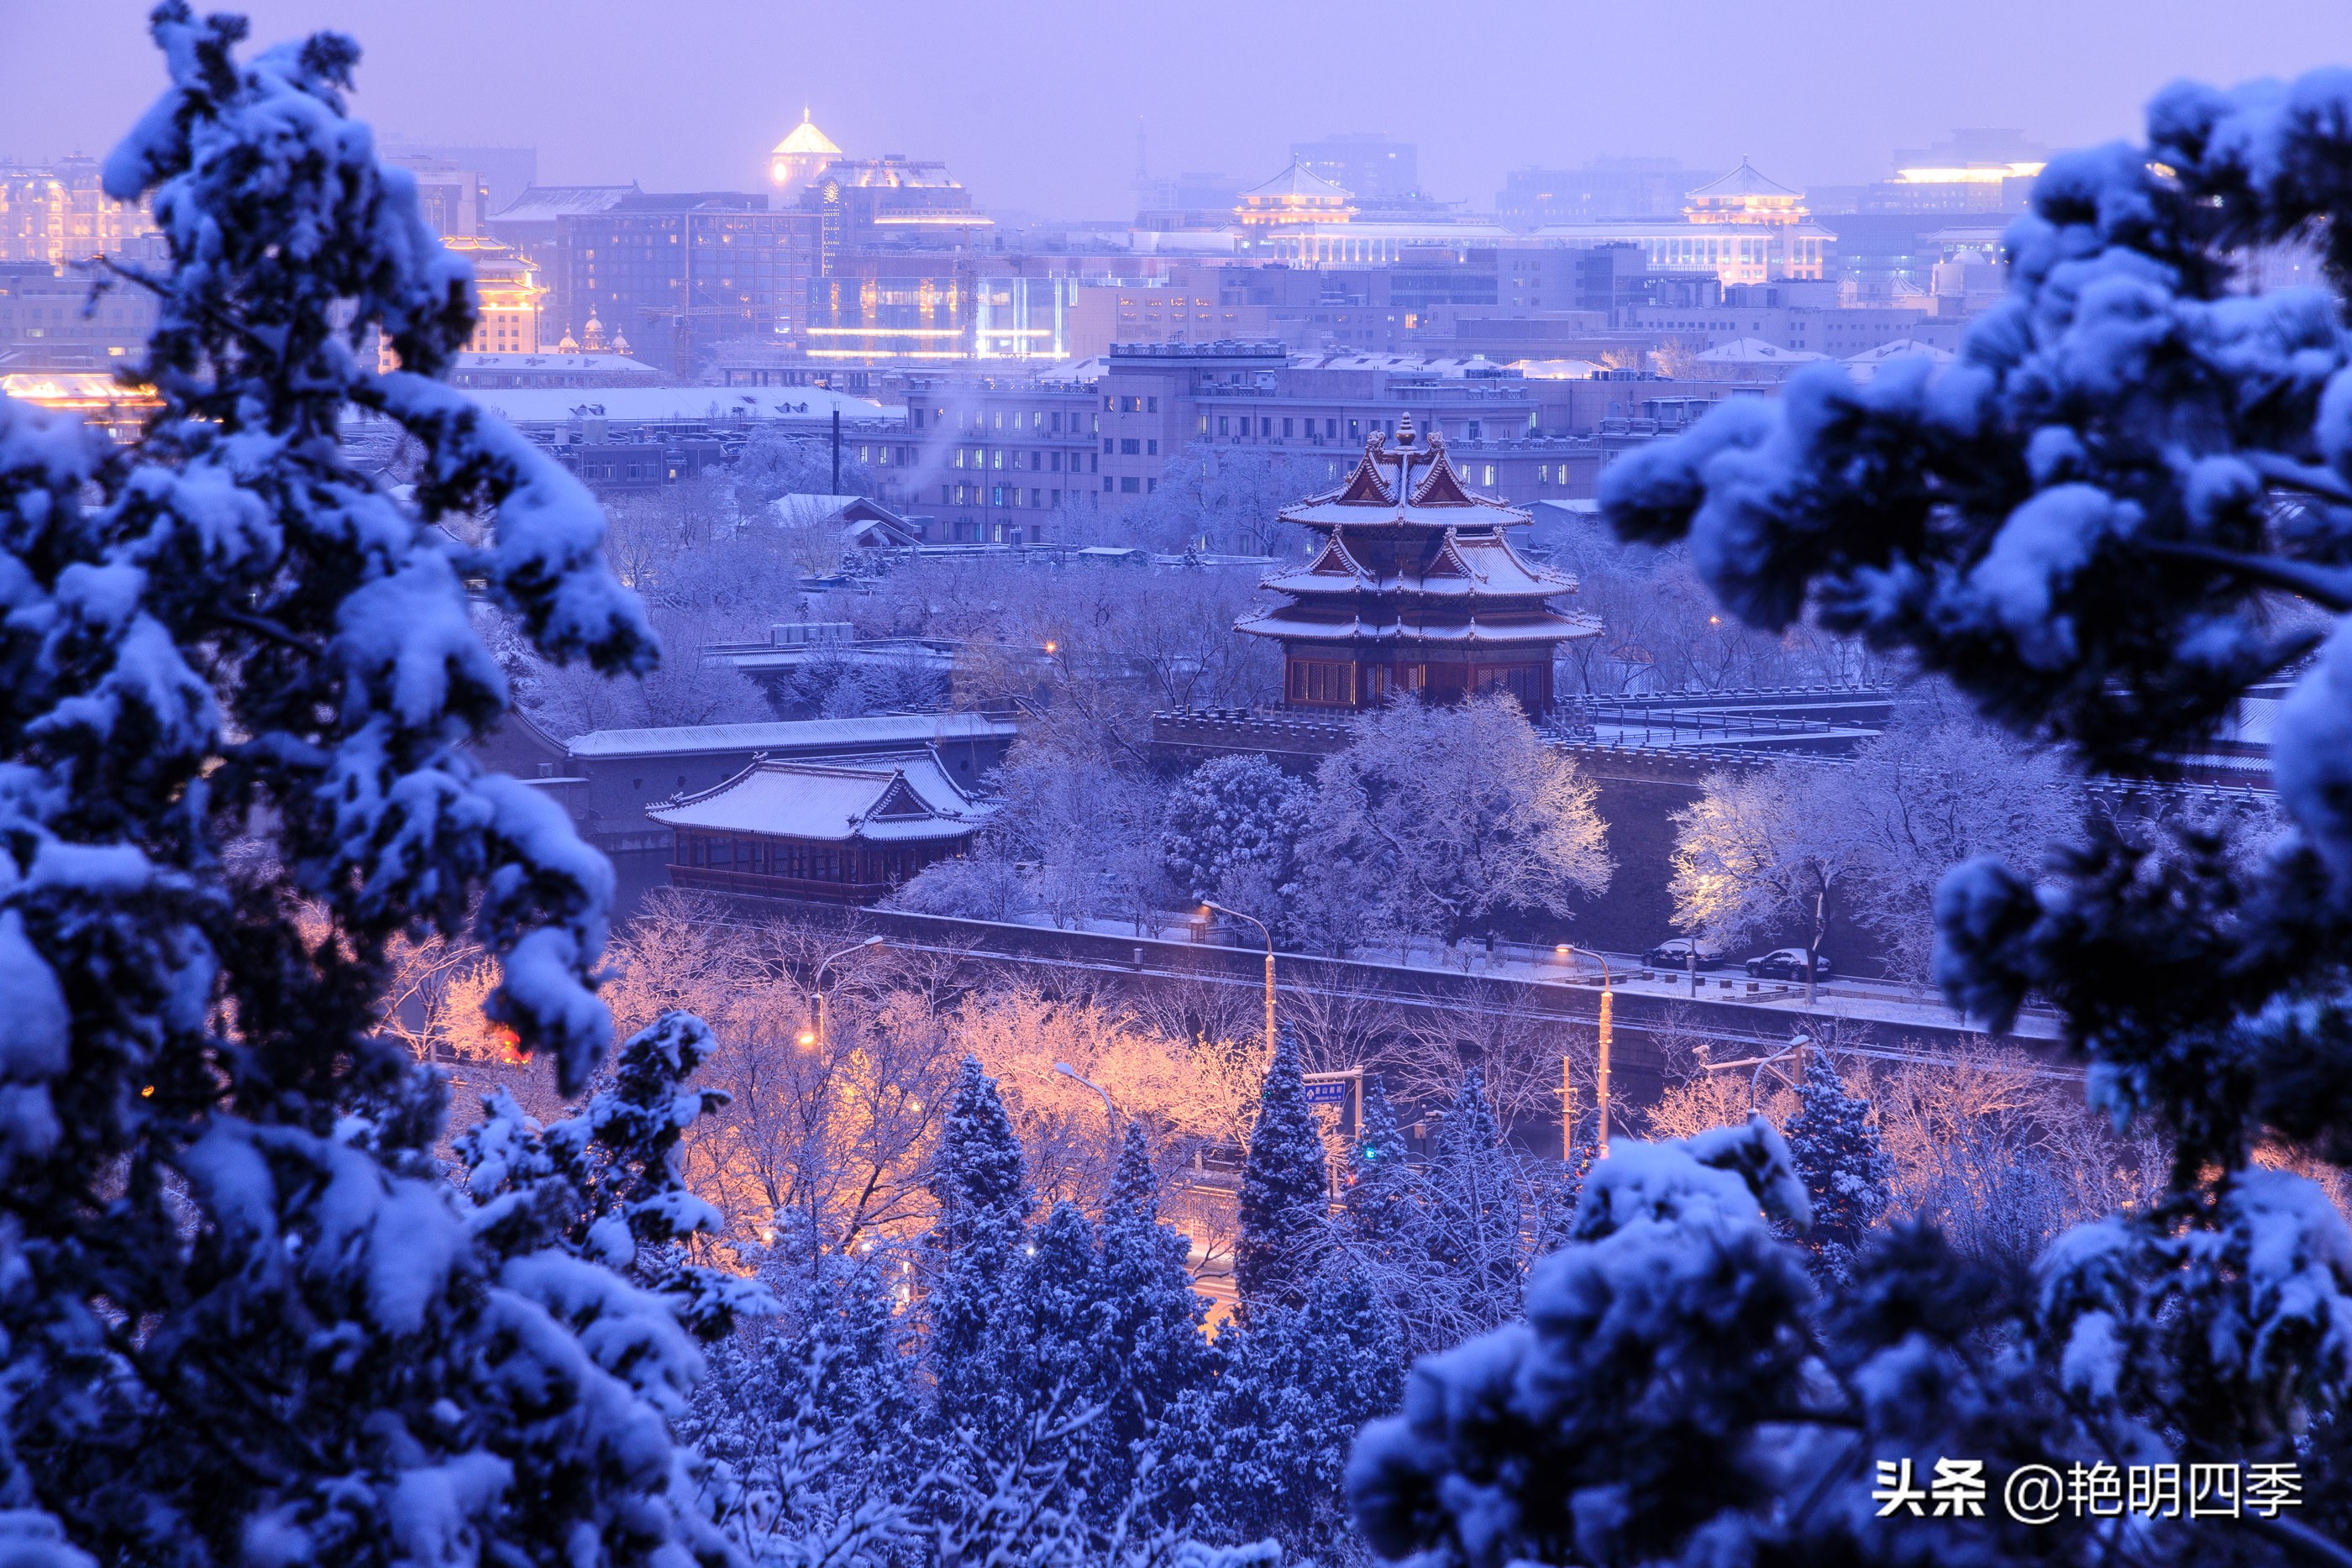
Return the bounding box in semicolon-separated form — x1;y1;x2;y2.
1529;160;1834;287
488;185;641;336
767;113;844;202
382;140;537;212
1134;170;1245;231
552;192;820;377
1290;134;1419;204
383;155;494;239
1815;128;2050;216
801;156;991;260
1496;160;1711;227
0;259;159;371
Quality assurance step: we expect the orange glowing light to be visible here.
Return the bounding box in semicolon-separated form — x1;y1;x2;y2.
798;1031;817;1046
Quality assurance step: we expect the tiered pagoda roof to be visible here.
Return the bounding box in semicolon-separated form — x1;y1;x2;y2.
1238;416;1599;653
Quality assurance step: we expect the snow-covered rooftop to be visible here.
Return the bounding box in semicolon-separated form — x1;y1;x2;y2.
457;385;891;428
1695;338;1828;364
568;711;1016;761
647;754;988;842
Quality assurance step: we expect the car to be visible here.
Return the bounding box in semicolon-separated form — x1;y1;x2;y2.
1641;936;1725;971
1746;947;1833;981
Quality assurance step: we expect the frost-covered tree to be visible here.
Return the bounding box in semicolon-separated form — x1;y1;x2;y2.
1831;691;2083;980
1352;65;2352;1568
457;1010;768;1337
0;7;788;1562
1160;753;1311;931
1420;1072;1524;1341
1672;693;2082;985
1235;1032;1331;1316
1341;1076;1422;1261
1306;693;1612;956
1784;1048;1892;1273
1669;762;1859;992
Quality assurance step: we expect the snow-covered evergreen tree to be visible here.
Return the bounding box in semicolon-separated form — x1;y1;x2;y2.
0;7;779;1562
1352;63;2352;1567
1784;1047;1891;1272
1167;1266;1402;1563
1235;1031;1330;1316
674;1222;919;1565
1095;1122;1212;1508
999;1201;1117;1489
1340;1074;1424;1266
924;1055;1036;1443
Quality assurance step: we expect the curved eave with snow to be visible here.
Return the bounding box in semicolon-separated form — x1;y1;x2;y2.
1237;609;1602;643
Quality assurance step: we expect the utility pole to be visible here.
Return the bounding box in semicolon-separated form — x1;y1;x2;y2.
1560;1052;1574;1163
831;405;842;494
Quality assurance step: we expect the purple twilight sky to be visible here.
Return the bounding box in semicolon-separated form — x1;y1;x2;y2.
6;0;2352;216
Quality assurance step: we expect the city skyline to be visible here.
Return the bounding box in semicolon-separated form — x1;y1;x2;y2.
7;0;2352;217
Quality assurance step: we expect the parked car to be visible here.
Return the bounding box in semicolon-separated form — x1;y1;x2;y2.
1746;947;1833;980
1641;936;1726;971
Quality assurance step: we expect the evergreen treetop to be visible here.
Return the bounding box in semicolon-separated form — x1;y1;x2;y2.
1785;1047;1892;1262
0;6;738;1561
1235;1031;1331;1315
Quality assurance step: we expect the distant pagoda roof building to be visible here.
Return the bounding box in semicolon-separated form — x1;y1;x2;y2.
1237;415;1597;716
769;111;843;194
1234;160;1357;228
1684;158;1806;226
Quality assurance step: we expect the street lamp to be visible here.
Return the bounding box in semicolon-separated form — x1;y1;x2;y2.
1567;945;1614;1161
807;934;886;1051
1053;1061;1121;1142
1203;900;1275;1057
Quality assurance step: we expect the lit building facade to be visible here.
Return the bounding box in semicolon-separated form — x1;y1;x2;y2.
1234;161;1357;231
0;157;159;265
442;238;545;354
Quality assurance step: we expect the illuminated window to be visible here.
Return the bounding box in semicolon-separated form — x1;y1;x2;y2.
1289;659;1356;705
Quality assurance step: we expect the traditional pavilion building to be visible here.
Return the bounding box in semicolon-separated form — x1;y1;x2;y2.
1236;416;1597;718
649;752;990;905
1233;160;1357;230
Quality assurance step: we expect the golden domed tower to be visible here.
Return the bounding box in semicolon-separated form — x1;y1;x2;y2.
580;307;607;354
769;111;843;198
